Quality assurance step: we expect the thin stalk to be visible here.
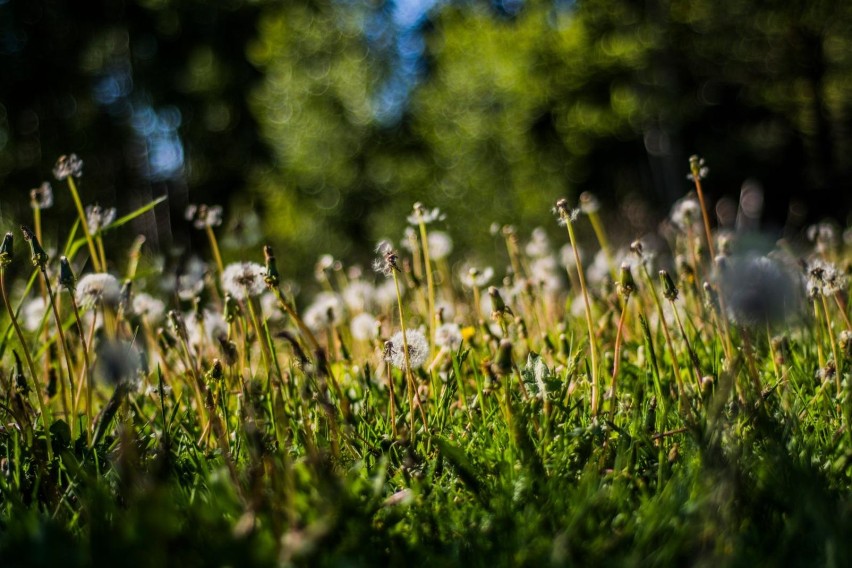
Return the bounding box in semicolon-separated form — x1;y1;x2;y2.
609;295;630;414
820;294;842;395
392;269;428;438
1;270;53;460
66;177;102;272
417;218;436;355
561;212;599;416
205;225;225;276
68;294;93;444
40;270;76;436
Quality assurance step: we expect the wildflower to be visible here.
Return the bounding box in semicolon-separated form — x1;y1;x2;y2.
617;263;637;298
342;280;376;313
303;292;344;331
260;292;284;321
720;255;797;327
806;258;845;298
552;198;579;226
659;270;679;301
428;231;453;261
53;154;84;180
372;240;400;277
133;292;166;323
839;330;852;361
59;257;76;292
669;195;701;231
314;254;336;283
525;228;551;258
385;329;429;369
20;225;47;269
687;155;709;181
30;182;54;210
75;273;120;309
460;266;494;289
263;245;280;288
529;256;562;293
184;203;224;229
489;286;512;319
435;322;463;350
408;202;445;225
85;204;117;233
374;279;398;309
559;243;583;270
173;257;207;301
23;297;46;332
579;191;601;215
0;233;12;268
186;309;227;351
351;312;379;341
221;262;266;300
806;222;839;255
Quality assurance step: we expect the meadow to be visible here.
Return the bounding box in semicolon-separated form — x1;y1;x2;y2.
1;154;851;567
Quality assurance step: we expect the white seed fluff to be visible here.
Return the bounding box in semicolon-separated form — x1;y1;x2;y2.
221;262;266;300
385;329;429;370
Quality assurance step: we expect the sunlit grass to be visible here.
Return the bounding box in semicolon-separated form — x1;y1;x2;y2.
1;154;851;566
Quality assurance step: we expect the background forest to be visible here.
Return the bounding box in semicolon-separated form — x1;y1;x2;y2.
2;0;851;273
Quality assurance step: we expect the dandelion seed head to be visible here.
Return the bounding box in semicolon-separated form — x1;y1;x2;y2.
373;240;399;277
408;203;445;225
806;258;845;298
670;195;701;231
374;279;399;308
303;292;344;331
579;191;601;215
185;204;224;229
435;323;462;350
133;292;166;323
30;182;53;210
186;309;227;353
687;155;709;181
85;204;117;233
461;266;494;289
260;292;284;321
428;231;453;260
23;297;46;332
525;227;551;258
75;273;120;310
385;329;429;369
221;262;266;300
806;221;839;255
351;312;379;341
53;154;84;180
342;280;375;313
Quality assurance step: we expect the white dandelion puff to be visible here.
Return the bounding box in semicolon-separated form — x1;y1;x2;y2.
221;262;266;300
351;312;379;341
75;273;120;310
435;323;462;350
385;329;429;370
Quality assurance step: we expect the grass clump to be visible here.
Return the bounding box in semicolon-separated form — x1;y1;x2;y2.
1;154;852;567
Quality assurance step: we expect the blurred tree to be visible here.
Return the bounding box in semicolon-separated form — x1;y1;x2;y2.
252;0;852;268
0;0;270;252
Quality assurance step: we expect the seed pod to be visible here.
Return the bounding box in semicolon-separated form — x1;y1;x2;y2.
659;269;678;301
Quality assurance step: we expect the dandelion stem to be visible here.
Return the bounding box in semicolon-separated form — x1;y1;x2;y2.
66;177;102;273
392;269;428;439
561;213;599;416
0;269;53;460
417;217;436;356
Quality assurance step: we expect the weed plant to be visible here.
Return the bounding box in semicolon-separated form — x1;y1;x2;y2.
1;154;852;567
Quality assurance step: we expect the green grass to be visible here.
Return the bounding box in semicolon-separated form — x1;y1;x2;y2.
1;155;852;567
